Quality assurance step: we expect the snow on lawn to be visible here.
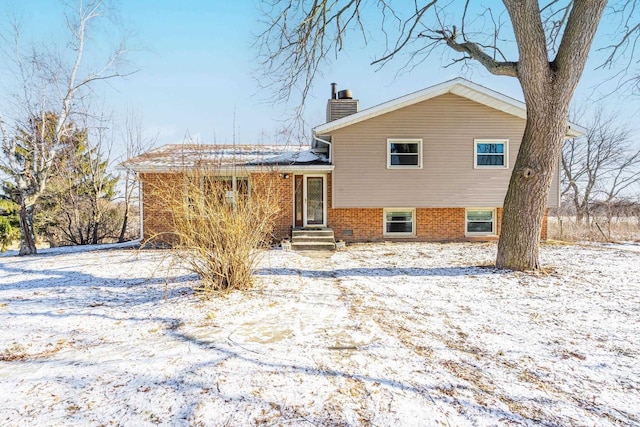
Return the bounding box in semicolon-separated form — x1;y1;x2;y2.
0;242;638;426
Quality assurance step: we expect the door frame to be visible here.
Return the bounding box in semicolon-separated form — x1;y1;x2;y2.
293;174;327;228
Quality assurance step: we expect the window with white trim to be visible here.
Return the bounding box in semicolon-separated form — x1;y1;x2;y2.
465;208;496;235
387;139;422;169
474;139;508;168
384;208;416;237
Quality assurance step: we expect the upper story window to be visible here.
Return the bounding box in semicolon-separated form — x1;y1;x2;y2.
474;139;508;169
387;139;422;169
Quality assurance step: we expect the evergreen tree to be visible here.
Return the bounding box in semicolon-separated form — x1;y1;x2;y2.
0;198;19;252
40;125;120;246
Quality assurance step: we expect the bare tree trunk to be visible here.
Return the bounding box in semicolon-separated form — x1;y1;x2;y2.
497;95;568;270
18;199;37;255
91;198;100;245
495;0;606;270
118;201;130;242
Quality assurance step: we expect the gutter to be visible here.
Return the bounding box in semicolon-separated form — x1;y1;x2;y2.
128;164;335;174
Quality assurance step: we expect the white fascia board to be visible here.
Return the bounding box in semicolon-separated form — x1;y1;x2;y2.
449;82;527;119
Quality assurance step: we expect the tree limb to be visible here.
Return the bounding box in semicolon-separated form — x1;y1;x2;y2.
426;25;517;76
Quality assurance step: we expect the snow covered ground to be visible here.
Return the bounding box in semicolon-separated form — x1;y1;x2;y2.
0;241;638;426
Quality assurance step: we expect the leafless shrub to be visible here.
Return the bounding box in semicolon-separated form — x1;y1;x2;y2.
148;168;283;295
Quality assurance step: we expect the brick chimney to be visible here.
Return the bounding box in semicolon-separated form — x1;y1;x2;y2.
326;83;359;122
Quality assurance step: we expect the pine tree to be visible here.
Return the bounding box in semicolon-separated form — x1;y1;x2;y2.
40;125;120;246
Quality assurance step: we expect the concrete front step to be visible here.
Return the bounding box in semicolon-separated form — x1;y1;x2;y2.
291;241;336;251
291;227;336;251
292;236;336;243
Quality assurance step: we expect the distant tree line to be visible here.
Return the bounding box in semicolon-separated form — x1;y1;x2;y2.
559;106;640;238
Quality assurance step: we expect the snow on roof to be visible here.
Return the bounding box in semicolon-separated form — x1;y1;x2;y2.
314;77;586;138
122;144;330;173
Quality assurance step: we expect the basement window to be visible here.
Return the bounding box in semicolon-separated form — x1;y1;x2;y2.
465;208;496;235
383;208;416;237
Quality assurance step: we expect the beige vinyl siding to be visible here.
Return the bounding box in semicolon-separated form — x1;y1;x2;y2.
329;93;559;208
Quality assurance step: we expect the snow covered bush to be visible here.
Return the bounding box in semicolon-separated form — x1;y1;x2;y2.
150;169;283;294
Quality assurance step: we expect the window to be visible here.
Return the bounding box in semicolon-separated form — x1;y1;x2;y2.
474;139;508;168
204;176;249;196
384;208;416;237
465;209;496;235
387;139;422;169
184;175;249;215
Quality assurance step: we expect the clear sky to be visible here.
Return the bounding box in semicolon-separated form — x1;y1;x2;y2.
1;0;638;154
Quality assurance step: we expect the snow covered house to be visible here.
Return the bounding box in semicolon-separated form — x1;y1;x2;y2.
124;78;583;247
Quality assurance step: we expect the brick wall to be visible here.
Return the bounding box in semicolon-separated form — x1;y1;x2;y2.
329;208;384;242
540;208;548;240
140;171;548;244
250;172;293;241
329;207;468;242
327;206;548;243
140;172;181;244
140;172;294;245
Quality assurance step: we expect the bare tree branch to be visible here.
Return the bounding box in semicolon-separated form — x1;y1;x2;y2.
423;24;517;76
371;1;438;66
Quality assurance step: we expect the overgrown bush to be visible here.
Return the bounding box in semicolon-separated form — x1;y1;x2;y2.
151;169;283;295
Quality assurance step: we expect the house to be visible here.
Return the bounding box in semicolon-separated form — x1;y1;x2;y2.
124;78;583;246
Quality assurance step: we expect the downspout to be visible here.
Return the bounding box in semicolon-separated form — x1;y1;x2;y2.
312;134;332;164
138;175;144;243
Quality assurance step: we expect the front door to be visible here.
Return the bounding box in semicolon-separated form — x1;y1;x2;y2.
294;175;326;227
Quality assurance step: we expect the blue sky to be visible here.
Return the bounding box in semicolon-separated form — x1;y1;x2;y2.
1;1;638;152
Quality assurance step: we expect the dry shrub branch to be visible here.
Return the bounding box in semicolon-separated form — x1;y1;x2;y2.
150;168;283;294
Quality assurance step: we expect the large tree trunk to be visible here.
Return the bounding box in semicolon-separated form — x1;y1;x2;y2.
496;91;569;270
496;0;607;270
18;200;37;255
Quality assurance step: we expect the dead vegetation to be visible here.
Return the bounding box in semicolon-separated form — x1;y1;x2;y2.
147;168;283;295
0;339;70;362
548;215;639;242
